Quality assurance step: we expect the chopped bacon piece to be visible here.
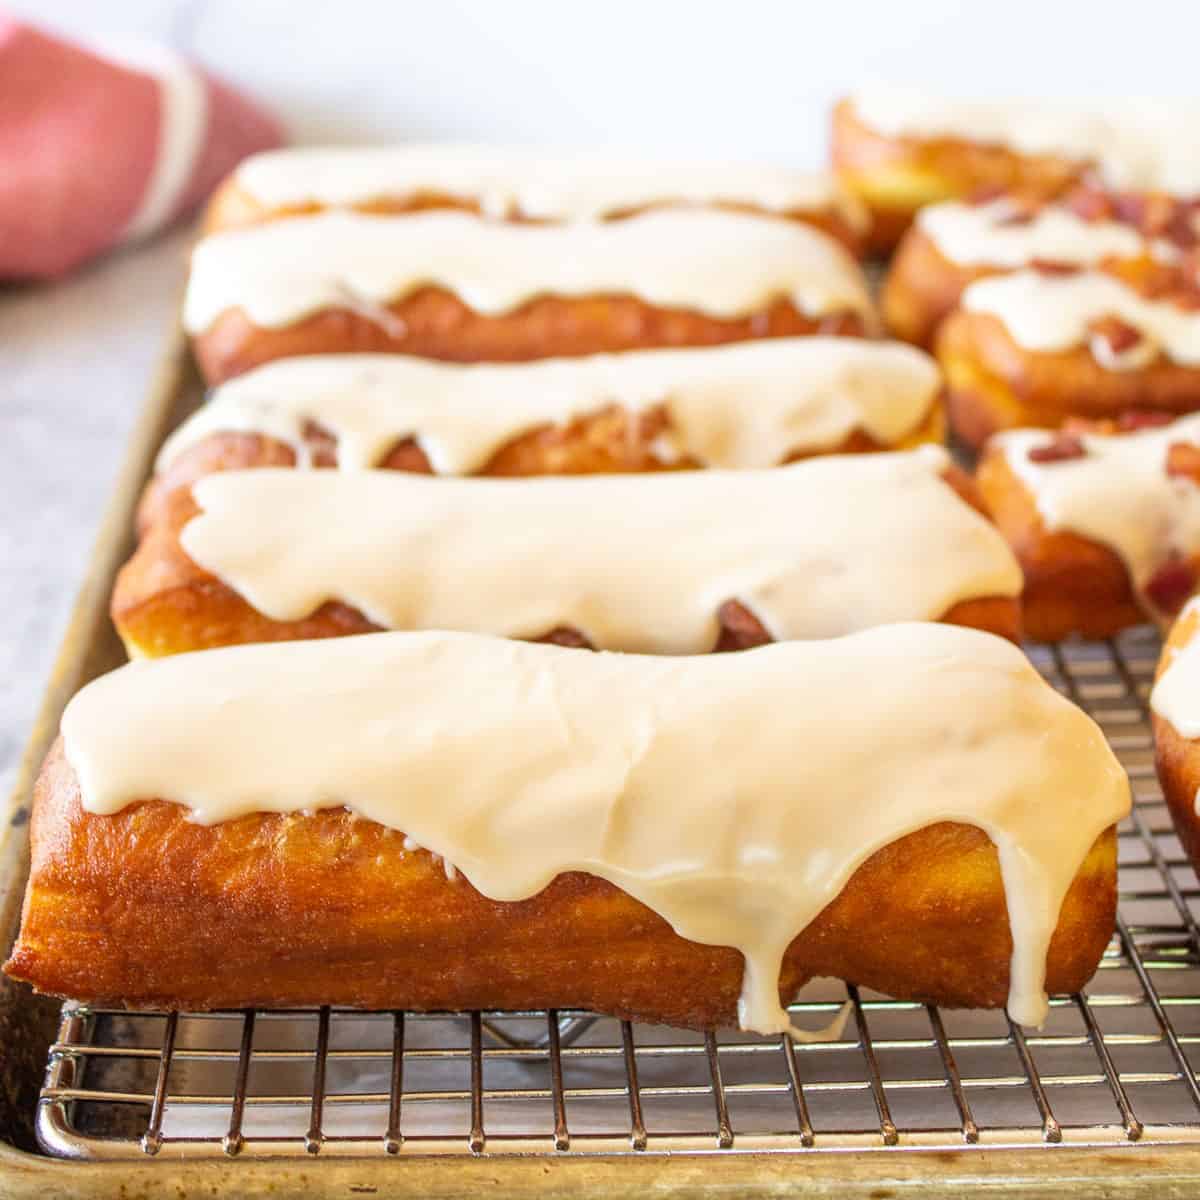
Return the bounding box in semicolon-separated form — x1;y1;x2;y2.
1028;434;1086;463
1065;186;1115;223
301;419;339;467
1167;442;1200;486
1118;410;1175;432
1088;315;1145;356
1113;192;1177;237
1164;204;1200;250
539;626;594;649
1146;557;1199;616
1030;258;1078;276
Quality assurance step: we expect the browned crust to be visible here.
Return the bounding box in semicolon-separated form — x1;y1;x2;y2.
2;737;1115;1023
202;177;868;256
882;223;994;347
976;442;1146;641
114;444;1018;658
137;403;947;532
938;309;1200;450
192;287;869;386
830;98;1084;254
1155;606;1200;878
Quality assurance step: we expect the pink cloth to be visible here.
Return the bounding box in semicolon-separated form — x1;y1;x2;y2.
0;16;283;279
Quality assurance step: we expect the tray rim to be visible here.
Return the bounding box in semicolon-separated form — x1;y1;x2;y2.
2;327;1200;1196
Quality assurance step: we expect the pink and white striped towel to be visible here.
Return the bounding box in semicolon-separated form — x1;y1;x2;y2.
0;16;283;279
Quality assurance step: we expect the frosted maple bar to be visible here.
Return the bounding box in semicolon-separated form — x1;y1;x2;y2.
114;448;1022;658
182;209;877;382
207;144;869;251
5;625;1128;1032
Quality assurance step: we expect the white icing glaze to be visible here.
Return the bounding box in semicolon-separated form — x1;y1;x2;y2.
91;37;209;241
850;90;1200;193
60;623;1130;1033
918;199;1145;268
1151;598;1200;737
1000;416;1200;604
177;448;1021;652
157;341;941;475
181;209;876;334
233;145;869;231
962;269;1200;365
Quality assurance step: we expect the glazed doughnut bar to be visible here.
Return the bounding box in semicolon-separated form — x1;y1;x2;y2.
183;208;878;384
140;339;946;527
831;91;1200;253
977;413;1200;641
937;259;1200;449
883;187;1199;348
4;624;1127;1029
115;446;1021;659
1151;603;1200;881
205;145;872;254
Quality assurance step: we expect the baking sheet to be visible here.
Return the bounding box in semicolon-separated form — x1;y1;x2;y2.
3;327;1200;1195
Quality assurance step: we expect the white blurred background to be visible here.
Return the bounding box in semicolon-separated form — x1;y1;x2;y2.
13;0;1200;161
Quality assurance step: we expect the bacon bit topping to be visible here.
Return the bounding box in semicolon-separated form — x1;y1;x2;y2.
540;626;594;650
1146;556;1199;616
1088;315;1147;356
1165;203;1200;251
1028;434;1087;464
1030;258;1079;276
1113;192;1177;238
1117;409;1175;432
1167;442;1200;486
301;419;339;467
1065;185;1114;223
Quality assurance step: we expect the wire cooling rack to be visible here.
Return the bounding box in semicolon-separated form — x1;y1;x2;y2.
33;628;1200;1161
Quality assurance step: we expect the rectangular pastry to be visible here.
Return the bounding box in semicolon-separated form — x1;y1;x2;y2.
882;188;1194;348
1152;602;1200;879
182;208;878;384
4;624;1128;1032
114;447;1022;658
205;145;871;254
141;339;946;528
831;89;1199;252
977;413;1200;640
937;262;1200;449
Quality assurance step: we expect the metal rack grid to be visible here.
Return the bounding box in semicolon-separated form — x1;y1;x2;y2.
33;628;1200;1160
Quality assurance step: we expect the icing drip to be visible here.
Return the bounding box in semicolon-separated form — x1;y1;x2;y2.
181;209;876;334
156;341;941;475
1152;599;1200;737
1001;416;1200;605
850;90;1200;193
178;448;1022;652
233;145;869;230
962;270;1200;365
60;624;1131;1034
918;199;1145;268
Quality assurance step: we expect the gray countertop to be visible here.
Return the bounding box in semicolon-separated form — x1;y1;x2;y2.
0;230;191;800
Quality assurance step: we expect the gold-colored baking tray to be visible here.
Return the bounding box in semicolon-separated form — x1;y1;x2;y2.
4;325;1200;1197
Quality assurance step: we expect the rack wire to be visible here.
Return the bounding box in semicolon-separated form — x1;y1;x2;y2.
34;628;1200;1160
